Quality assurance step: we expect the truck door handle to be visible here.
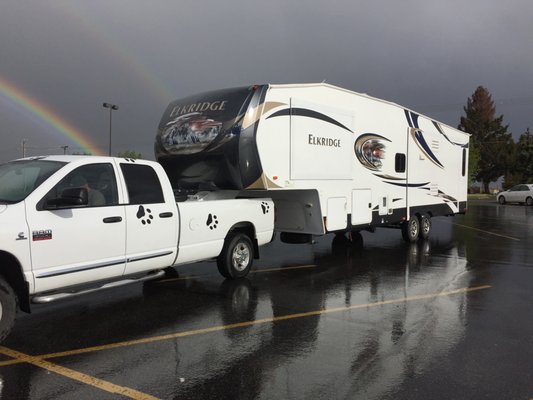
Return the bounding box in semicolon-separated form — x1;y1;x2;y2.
103;216;123;223
159;212;173;218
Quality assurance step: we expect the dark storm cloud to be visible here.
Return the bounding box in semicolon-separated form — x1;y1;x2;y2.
1;0;532;162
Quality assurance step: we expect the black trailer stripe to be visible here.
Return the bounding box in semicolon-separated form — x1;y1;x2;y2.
266;108;352;132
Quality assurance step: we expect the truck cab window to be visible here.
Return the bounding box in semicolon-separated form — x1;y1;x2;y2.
121;164;164;204
40;163;118;209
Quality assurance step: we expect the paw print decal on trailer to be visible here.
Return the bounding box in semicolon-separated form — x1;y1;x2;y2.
137;205;154;225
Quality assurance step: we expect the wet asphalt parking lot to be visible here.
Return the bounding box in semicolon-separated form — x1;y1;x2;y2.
1;200;532;400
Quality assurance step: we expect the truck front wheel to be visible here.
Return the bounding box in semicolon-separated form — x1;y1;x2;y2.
0;276;17;342
217;233;254;279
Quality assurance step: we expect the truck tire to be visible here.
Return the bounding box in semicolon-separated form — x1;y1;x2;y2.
418;214;432;240
217;233;254;279
401;217;419;243
0;276;17;342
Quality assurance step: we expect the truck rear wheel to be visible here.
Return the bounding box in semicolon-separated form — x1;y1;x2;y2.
217;233;254;279
0;276;17;342
401;217;420;243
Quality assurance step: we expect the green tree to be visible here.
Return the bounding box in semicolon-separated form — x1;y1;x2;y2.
117;150;142;159
468;140;480;185
458;86;514;193
510;128;533;185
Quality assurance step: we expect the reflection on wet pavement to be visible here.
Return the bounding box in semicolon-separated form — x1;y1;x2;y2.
1;200;533;399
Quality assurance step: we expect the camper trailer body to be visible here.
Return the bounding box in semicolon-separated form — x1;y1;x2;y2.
156;83;469;240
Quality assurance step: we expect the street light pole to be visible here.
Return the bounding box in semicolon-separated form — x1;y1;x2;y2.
102;102;119;156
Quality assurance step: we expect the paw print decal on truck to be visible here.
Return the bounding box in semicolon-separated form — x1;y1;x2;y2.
261;201;270;214
206;213;218;230
137;205;154;225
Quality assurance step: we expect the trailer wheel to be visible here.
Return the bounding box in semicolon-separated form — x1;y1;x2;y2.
401;217;420;243
217;233;254;279
418;214;432;240
0;276;17;342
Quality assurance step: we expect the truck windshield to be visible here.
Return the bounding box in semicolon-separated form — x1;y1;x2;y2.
0;159;65;203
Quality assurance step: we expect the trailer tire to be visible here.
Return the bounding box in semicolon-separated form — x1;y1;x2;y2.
418;214;432;240
401;217;420;243
217;233;254;279
0;276;17;342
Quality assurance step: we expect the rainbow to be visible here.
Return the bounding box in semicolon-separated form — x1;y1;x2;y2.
0;75;104;155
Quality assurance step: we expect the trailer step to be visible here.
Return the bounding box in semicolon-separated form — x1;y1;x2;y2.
32;270;166;304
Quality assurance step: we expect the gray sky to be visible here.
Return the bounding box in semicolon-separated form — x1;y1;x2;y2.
1;0;532;162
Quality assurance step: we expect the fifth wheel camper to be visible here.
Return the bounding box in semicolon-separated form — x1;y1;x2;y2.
155;83;469;243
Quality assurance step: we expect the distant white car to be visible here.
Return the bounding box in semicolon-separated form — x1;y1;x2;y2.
497;184;533;205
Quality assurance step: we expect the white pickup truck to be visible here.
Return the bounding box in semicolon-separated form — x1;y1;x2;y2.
0;155;274;340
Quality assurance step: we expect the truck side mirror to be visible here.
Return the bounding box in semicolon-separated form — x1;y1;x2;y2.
45;187;89;209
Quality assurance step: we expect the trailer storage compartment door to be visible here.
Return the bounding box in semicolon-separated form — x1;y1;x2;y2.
326;197;347;231
351;189;372;225
290;98;354;180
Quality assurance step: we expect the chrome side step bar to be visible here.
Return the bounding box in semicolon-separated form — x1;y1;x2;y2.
32;270;166;304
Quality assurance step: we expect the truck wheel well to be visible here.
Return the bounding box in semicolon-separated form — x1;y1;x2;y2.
0;251;30;313
228;222;259;259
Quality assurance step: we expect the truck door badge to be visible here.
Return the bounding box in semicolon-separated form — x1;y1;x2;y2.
32;230;52;241
16;232;28;241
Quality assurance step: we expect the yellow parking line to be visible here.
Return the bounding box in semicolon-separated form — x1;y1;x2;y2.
0;284;490;365
0;346;158;400
451;222;520;241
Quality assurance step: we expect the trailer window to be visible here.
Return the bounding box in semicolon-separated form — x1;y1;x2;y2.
121;164;164;204
395;153;406;173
